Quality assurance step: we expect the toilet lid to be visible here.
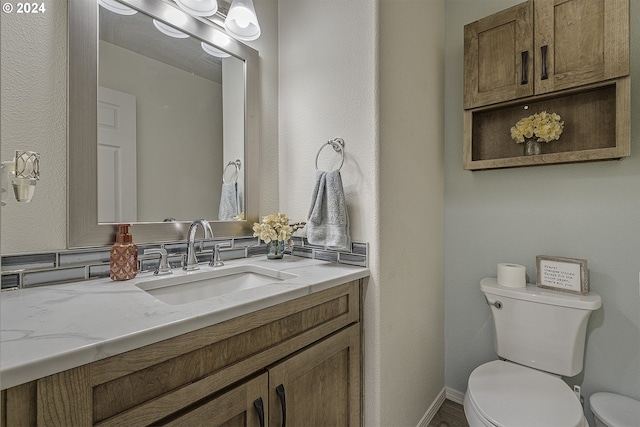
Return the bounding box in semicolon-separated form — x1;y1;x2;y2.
590;392;640;427
467;361;584;427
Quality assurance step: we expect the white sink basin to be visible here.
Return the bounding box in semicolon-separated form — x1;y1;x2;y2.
135;265;297;305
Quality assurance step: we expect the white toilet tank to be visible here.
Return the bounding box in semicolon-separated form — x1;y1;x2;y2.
481;278;601;377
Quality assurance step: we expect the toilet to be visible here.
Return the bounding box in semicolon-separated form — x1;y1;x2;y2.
590;392;640;427
464;277;602;427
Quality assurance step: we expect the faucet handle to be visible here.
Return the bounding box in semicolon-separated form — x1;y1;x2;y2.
144;248;172;275
209;241;232;268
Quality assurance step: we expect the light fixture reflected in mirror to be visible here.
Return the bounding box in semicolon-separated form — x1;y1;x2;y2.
201;41;230;58
201;30;232;57
98;0;137;15
153;19;190;38
225;0;260;41
175;0;218;17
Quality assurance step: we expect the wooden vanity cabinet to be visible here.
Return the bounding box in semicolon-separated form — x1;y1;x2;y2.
162;373;269;427
268;325;360;427
0;280;363;427
464;0;629;109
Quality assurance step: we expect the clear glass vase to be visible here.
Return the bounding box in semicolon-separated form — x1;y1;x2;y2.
524;138;542;156
266;240;286;259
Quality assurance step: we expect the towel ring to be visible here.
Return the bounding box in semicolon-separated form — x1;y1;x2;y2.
223;159;241;183
315;138;345;171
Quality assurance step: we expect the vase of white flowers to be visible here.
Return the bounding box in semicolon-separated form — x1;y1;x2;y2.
253;213;293;260
510;111;564;156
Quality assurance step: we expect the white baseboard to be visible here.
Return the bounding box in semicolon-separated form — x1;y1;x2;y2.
416;387;447;427
445;387;465;405
415;387;467;427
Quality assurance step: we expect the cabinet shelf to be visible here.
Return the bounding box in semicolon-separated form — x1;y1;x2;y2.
463;78;630;170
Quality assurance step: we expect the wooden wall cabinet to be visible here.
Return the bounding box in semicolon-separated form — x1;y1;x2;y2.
465;0;629;109
464;1;534;109
1;281;363;427
463;0;630;170
533;0;629;95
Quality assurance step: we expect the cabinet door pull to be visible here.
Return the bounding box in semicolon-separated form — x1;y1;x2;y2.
521;51;529;85
253;397;265;427
276;384;287;427
541;45;549;80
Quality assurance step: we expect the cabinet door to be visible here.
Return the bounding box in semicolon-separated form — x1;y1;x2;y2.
534;0;629;94
269;325;361;427
464;1;533;109
163;374;268;427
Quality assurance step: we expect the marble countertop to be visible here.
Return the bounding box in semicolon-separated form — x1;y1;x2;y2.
0;256;369;390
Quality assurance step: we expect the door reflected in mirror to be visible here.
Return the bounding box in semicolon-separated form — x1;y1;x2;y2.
98;4;245;223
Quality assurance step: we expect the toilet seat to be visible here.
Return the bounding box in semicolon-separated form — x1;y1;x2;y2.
466;360;586;427
590;392;640;427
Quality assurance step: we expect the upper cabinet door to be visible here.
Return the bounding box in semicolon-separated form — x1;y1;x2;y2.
534;0;629;94
464;1;534;109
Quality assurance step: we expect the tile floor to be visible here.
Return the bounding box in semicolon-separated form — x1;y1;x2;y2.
428;399;470;427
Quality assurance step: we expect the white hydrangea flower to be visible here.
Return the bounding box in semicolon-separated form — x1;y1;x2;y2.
253;212;294;244
510;111;564;143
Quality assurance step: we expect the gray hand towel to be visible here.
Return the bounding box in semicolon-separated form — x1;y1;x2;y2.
218;182;239;220
307;170;351;249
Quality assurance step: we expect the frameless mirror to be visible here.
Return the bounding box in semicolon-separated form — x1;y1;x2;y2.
69;0;259;247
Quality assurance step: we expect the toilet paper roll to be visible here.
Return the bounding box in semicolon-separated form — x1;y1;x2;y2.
497;263;526;288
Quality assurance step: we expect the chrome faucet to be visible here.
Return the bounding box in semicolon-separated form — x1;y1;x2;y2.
183;219;213;271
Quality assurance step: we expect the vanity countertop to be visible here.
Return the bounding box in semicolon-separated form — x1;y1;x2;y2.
0;256;369;390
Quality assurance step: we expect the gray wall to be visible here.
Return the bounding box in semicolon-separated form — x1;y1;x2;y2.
279;0;446;423
444;1;640;424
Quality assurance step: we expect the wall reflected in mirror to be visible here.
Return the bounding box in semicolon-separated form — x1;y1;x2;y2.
98;3;245;223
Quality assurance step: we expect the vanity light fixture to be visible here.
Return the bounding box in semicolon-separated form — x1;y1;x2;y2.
153;19;190;38
98;0;137;15
174;0;218;17
224;0;261;41
99;0;262;41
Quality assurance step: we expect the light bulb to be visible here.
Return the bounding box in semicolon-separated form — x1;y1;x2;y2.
225;0;260;41
233;8;252;28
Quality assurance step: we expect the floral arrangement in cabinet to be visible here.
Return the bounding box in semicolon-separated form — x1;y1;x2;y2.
510;111;564;143
511;111;564;156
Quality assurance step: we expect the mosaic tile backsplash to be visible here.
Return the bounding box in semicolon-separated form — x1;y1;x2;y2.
1;237;368;290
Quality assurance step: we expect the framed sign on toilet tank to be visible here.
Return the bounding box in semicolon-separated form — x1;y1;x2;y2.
536;255;589;295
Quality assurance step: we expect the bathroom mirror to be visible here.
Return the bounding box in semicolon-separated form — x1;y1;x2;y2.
98;6;245;223
69;0;259;247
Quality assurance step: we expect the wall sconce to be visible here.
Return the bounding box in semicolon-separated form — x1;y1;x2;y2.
1;151;40;205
